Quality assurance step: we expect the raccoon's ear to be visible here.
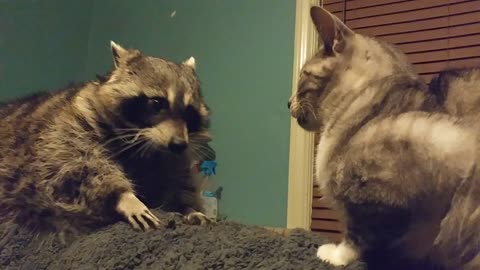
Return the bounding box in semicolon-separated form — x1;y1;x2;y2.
310;6;353;54
110;41;129;68
183;56;196;71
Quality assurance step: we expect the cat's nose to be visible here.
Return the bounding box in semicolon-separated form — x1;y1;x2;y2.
287;101;292;109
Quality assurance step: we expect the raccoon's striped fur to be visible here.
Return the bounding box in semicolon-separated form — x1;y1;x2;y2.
289;7;480;270
0;42;211;234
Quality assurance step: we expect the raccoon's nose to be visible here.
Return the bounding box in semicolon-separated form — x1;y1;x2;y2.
168;141;188;153
287;101;292;109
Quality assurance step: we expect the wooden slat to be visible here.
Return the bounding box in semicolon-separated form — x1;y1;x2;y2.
348;5;449;29
347;0;478;21
415;57;480;74
397;34;480;53
312;208;341;220
409;50;449;64
332;11;345;22
448;56;480;69
347;0;412;11
312;197;334;209
357;16;449;36
450;10;480;26
419;73;438;83
407;45;480;64
397;39;449;54
356;11;480;37
449;34;480;48
323;0;344;4
416;61;449;74
450;0;480;14
313;186;322;198
311;219;345;231
379;22;480;44
346;0;453;20
323;2;344;13
312;230;344;242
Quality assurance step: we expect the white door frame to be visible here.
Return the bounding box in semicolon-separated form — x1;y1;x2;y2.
286;0;320;229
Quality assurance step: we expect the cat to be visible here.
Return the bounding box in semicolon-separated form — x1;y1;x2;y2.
289;6;480;270
430;67;480;119
0;41;211;236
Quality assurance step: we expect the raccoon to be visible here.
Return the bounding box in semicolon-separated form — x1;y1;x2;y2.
0;41;211;234
289;7;480;270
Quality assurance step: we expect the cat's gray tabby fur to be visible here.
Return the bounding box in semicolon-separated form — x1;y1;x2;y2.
0;41;211;237
289;7;480;270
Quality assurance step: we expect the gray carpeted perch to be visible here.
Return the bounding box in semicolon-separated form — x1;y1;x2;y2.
0;210;365;270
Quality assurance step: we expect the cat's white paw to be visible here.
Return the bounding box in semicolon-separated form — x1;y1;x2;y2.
317;242;358;266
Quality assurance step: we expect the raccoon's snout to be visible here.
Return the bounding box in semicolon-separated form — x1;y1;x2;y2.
168;139;188;154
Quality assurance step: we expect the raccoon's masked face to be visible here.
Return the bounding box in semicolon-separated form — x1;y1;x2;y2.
289;7;353;132
98;42;210;156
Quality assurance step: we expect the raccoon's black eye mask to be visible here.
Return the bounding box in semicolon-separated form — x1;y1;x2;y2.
120;94;167;127
183;105;202;133
120;94;205;132
147;97;169;113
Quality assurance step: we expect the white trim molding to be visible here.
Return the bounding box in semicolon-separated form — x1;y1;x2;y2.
287;0;320;229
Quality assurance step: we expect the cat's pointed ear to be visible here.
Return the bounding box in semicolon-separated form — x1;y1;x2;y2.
310;6;353;54
110;41;129;68
183;56;196;71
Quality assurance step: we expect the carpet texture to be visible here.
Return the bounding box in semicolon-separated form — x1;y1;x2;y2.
0;210;365;270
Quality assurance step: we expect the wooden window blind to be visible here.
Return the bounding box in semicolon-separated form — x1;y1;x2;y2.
312;0;480;241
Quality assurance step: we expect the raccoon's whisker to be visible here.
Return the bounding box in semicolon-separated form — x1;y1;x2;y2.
111;139;145;157
189;145;211;158
103;133;139;146
189;142;210;151
114;128;142;132
187;145;201;157
132;141;148;158
140;141;153;158
190;145;209;160
191;139;212;147
189;140;209;146
189;148;204;160
124;131;143;144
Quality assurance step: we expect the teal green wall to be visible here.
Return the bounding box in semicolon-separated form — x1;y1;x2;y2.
0;0;93;100
1;0;295;227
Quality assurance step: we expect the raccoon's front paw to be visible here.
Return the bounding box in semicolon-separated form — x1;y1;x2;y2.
116;192;162;230
184;212;212;225
317;241;358;266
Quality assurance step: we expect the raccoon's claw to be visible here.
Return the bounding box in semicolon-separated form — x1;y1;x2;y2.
184;212;212;225
116;192;163;230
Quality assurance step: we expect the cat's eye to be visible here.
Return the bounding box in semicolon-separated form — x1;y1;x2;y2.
148;97;169;113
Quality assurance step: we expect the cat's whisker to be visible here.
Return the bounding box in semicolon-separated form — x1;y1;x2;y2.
304;103;318;120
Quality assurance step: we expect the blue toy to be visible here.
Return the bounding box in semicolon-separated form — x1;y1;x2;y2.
200;160;217;176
